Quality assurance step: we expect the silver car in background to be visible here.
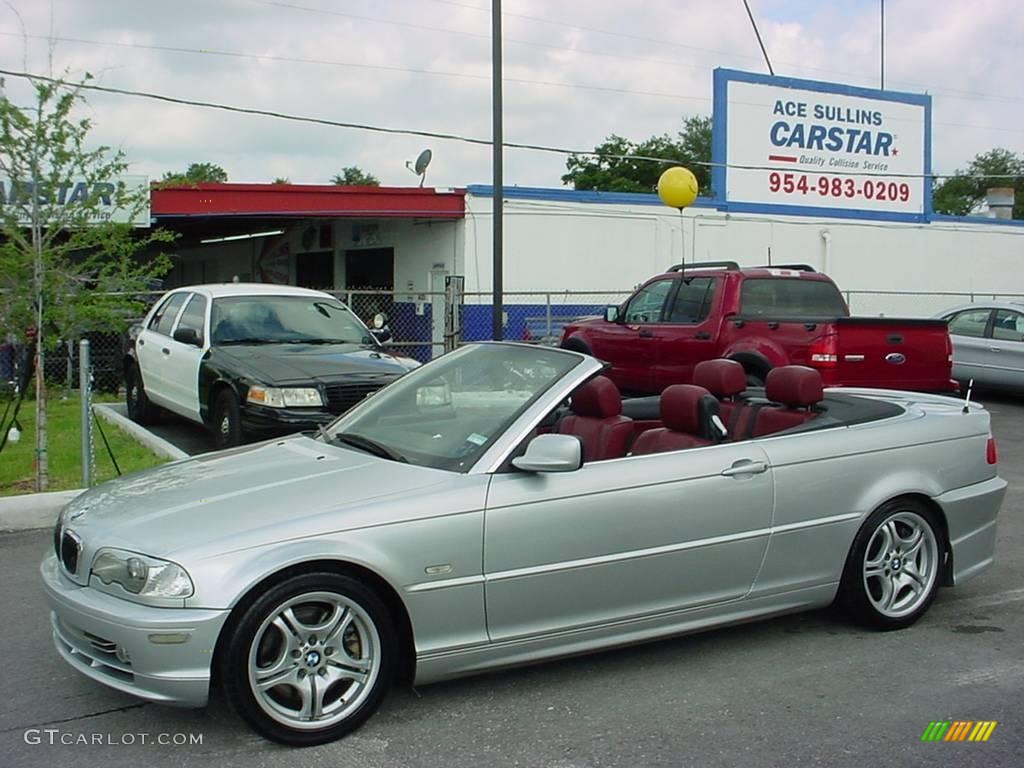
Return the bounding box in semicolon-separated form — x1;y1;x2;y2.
939;302;1024;391
42;344;1006;746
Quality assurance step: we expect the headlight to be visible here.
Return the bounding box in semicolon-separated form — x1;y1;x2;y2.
91;549;194;598
246;385;324;408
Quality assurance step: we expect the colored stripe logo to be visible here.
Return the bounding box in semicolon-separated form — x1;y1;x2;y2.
921;721;997;742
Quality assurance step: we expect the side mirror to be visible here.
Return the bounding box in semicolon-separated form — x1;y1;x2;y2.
370;312;392;342
604;305;620;323
512;434;582;473
173;327;202;346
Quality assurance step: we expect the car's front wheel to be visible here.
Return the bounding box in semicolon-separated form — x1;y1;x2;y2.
838;498;944;630
211;388;242;449
222;573;397;746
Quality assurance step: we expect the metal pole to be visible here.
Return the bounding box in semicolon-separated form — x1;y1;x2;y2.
491;0;504;341
880;0;885;89
545;292;552;343
79;339;92;488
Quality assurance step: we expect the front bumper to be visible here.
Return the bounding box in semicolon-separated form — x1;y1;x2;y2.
240;402;336;436
41;553;229;707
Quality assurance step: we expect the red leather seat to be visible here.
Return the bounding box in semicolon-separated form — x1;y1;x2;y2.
556;376;633;462
751;366;823;437
693;359;752;439
631;384;719;455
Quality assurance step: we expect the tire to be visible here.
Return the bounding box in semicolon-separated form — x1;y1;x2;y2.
743;367;767;388
125;364;159;425
838;498;944;630
221;572;397;746
212;388;243;449
560;338;592;356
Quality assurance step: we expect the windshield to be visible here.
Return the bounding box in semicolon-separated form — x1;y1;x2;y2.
326;344;582;472
210;295;372;345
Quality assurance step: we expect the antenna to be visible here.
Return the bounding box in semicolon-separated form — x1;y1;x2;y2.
961;378;974;414
405;148;433;187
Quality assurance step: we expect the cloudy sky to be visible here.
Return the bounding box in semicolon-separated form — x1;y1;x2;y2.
1;0;1021;188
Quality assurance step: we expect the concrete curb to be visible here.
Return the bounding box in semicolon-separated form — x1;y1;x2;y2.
93;403;189;462
0;489;84;532
0;403;189;533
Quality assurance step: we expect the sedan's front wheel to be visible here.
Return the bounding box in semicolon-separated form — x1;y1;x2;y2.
838;498;944;630
222;573;396;746
211;389;242;449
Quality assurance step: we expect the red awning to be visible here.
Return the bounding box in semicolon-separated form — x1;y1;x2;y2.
151;183;465;219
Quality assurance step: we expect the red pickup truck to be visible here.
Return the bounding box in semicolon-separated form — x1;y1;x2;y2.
560;261;957;395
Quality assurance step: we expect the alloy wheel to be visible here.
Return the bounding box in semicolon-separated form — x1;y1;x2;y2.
247;591;381;730
862;511;939;619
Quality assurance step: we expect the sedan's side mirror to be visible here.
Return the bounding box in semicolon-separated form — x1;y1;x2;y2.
512;434;582;473
370;312;392;343
173;327;202;346
604;305;620;323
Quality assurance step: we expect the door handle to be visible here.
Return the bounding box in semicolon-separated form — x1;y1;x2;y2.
161;348;171;355
720;460;768;477
694;331;711;340
638;329;654;338
989;346;1001;353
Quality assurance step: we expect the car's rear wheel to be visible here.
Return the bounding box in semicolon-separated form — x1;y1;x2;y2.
222;573;396;746
125;364;158;425
212;388;242;449
839;498;943;630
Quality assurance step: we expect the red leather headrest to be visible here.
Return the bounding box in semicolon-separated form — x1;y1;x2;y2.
570;375;622;418
693;359;746;398
765;366;823;407
660;384;712;433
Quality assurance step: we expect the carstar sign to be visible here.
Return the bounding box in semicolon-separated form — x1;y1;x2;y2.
711;69;931;221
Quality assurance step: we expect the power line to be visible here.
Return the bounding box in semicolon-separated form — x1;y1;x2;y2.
0;32;710;102
6;32;1022;135
259;0;1024;106
741;0;775;76
1;67;1019;180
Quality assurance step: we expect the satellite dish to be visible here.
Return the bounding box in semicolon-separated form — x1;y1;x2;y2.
405;149;432;187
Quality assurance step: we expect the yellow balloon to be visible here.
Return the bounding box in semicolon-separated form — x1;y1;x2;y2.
657;166;699;209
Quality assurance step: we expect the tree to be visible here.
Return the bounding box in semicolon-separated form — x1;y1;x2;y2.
272;176;290;185
932;148;1024;219
0;73;174;491
162;162;228;184
331;166;380;186
562;116;712;195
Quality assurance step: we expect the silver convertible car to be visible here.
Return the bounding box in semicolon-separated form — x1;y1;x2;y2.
42;345;1006;746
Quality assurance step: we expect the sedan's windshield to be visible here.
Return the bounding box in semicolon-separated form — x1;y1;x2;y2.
210;296;372;345
326;344;582;472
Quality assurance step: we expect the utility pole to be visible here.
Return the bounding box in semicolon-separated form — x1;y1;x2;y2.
880;0;885;89
491;0;504;341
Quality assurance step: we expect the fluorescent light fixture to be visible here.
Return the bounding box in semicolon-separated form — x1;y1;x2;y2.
200;229;284;244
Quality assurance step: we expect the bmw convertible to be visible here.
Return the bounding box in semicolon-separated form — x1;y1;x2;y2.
42;344;1006;746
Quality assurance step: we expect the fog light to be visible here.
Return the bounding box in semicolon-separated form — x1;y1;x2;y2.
147;632;191;645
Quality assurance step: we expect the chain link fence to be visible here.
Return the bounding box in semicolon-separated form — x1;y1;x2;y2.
5;288;1023;400
460;292;633;344
843;290;1024;318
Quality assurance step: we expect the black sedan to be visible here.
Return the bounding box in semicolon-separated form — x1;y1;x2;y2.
124;284;419;448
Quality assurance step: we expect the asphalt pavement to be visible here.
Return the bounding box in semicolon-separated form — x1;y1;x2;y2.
1;390;1022;768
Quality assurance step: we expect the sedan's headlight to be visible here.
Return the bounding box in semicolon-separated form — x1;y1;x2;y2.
247;385;324;408
91;549;194;598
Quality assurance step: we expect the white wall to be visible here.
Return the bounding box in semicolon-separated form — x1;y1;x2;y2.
463;191;1024;316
